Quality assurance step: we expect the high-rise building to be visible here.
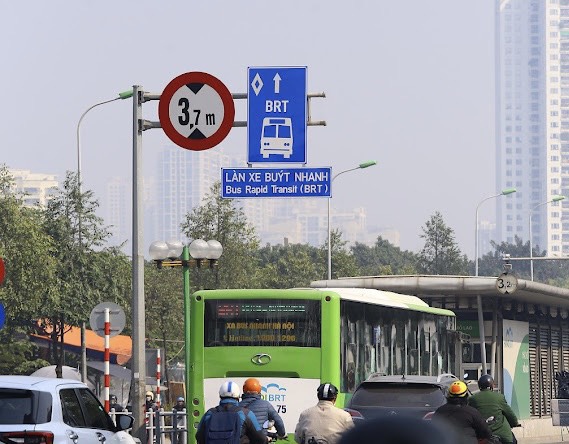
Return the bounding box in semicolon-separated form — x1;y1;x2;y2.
496;0;567;255
8;169;58;208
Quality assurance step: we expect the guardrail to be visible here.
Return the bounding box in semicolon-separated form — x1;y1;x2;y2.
109;408;188;444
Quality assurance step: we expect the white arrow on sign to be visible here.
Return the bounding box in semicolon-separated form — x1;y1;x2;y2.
273;73;281;93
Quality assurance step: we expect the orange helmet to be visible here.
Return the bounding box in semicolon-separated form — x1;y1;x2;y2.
447;381;469;398
243;378;262;394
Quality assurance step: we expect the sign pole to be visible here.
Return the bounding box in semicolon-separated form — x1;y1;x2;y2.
132;85;147;443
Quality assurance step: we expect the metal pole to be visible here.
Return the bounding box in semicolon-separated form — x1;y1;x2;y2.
132;85;147;442
327;197;331;280
326;162;376;280
182;246;191;444
76;91;132;383
529;211;534;281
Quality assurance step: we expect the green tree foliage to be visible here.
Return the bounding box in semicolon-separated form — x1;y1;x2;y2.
351;236;418;275
144;262;185;373
39;172;130;374
181;182;261;289
0;165;57;325
257;243;324;288
322;229;359;280
417;211;468;275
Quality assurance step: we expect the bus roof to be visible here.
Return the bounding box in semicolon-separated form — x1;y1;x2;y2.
193;288;455;317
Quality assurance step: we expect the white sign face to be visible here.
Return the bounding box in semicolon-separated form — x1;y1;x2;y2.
168;83;225;139
496;273;518;294
204;377;320;432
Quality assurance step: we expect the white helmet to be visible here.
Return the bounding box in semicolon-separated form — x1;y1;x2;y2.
219;381;241;399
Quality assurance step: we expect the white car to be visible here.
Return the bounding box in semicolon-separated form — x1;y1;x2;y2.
0;375;137;444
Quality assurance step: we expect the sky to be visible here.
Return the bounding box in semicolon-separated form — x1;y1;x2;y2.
1;1;497;258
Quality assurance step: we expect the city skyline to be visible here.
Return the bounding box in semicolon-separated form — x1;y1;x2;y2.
3;1;502;258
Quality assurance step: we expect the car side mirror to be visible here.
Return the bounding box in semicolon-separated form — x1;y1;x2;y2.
116;414;134;431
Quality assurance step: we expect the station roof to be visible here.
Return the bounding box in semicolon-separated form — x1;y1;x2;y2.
311;275;569;310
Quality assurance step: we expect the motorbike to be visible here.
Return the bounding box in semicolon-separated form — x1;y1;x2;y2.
262;420;287;442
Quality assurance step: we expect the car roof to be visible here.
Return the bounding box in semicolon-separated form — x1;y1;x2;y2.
0;375;87;389
361;373;458;386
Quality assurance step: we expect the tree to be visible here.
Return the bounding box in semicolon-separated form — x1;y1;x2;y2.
39;172;129;377
181;182;262;290
417;211;468;275
351;236;418;275
257;243;325;288
0;165;56;372
322;229;359;280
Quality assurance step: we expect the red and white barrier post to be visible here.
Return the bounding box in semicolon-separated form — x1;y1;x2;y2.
104;307;111;412
156;349;161;408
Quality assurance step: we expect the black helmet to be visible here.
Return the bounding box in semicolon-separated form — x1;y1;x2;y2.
317;382;338;400
478;374;494;390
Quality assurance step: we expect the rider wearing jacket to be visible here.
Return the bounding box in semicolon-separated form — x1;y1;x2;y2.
239;378;286;438
432;380;492;444
468;375;520;444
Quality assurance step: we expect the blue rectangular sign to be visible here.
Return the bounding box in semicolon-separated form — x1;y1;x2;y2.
247;66;307;164
222;167;331;198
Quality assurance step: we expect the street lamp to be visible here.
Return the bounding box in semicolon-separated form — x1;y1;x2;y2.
149;238;223;422
529;195;565;281
473;187;515;377
474;188;516;277
327;161;377;280
75;90;133;384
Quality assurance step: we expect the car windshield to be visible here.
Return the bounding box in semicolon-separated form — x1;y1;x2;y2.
350;383;446;407
0;388;52;425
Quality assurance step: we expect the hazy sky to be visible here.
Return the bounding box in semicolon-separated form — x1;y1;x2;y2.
1;1;496;257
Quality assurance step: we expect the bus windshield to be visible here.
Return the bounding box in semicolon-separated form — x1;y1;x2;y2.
204;299;321;347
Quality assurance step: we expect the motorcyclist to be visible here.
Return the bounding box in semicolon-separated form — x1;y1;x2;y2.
239;378;286;439
432;380;492;444
294;382;354;444
195;380;267;444
468;375;521;444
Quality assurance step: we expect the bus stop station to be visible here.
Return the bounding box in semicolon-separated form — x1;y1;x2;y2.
311;274;569;441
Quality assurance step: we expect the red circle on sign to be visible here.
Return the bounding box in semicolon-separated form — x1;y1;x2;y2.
0;257;5;285
158;72;235;151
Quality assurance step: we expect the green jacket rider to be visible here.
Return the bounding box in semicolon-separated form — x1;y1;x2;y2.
468;375;520;444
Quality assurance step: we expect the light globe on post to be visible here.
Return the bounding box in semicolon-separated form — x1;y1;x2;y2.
149;238;223;418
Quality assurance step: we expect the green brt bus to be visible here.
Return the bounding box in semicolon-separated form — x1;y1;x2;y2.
187;288;456;441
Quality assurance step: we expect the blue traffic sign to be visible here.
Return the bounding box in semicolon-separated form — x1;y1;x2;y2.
0;302;4;330
247;66;307;164
222;167;331;198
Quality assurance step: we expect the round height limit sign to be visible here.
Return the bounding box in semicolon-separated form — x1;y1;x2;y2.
159;72;235;151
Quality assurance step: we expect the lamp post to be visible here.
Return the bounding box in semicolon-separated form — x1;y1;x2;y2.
149;238;223;428
474;188;515;377
529;195;565;281
75;90;133;384
474;188;516;277
327;160;377;280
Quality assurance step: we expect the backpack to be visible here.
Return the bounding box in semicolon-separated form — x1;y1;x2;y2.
204;404;247;444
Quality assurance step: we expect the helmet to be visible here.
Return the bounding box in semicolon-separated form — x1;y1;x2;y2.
478;374;494;390
219;381;241;399
447;381;469;398
145;391;154;400
110;394;118;403
317;382;338;400
243;378;262;394
177;396;185;402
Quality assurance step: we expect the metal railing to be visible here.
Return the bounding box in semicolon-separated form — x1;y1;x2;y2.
109;408;187;444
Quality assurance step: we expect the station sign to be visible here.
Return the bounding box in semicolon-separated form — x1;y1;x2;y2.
221;167;331;198
247;66;307;164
